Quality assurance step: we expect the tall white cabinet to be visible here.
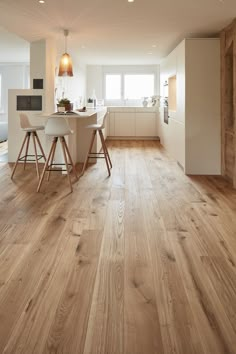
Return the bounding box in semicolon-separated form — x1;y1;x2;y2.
159;38;221;175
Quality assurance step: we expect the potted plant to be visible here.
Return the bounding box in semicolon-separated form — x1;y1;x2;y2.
57;98;73;112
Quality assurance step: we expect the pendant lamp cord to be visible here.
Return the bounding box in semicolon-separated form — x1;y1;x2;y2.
64;29;69;53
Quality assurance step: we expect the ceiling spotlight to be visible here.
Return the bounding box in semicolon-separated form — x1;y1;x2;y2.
128;0;134;2
38;0;45;3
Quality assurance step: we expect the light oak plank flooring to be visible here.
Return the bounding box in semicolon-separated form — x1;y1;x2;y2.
0;141;8;163
0;140;236;354
0;141;7;154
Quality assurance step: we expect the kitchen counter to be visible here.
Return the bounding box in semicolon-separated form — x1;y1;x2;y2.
8;106;107;163
108;106;159;138
108;106;158;113
47;107;106;119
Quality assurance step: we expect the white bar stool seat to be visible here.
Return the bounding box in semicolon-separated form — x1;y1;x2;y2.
81;112;112;177
11;113;46;179
37;117;78;193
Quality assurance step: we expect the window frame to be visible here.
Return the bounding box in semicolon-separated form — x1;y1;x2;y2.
103;70;157;106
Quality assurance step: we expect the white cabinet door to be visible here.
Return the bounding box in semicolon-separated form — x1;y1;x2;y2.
114;112;135;136
109;112;115;136
135;113;157;136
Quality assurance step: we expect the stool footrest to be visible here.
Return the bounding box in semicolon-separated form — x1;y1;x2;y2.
88;156;106;159
88;152;106;155
18;154;44;162
46;162;73;173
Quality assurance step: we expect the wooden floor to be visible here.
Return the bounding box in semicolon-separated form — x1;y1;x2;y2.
0;140;7;153
0;140;236;354
0;141;8;163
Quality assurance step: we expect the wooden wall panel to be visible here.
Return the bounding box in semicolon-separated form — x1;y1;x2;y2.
221;20;236;188
225;132;234;179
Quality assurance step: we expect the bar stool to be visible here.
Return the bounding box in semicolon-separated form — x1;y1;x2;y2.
81;112;112;177
11;113;46;179
37;117;78;193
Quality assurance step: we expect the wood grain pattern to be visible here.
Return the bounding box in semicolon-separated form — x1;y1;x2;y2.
0;140;236;354
221;19;236;188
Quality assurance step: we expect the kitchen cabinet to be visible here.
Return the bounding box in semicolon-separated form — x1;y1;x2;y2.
108;107;158;138
159;38;220;174
135;113;156;136
114;112;136;136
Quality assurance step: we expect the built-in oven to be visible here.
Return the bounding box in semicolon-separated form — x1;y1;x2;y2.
163;80;169;124
163;96;169;124
164;105;169;124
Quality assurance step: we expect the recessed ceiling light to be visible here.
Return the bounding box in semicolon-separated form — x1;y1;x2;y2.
39;0;45;3
128;0;134;2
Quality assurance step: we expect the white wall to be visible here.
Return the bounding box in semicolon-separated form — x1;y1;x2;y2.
0;27;29;63
8;89;46;162
86;65;103;102
30;40;46;89
0;63;29;127
30;39;87;112
86;64;160;106
30;39;56;113
55;61;87;109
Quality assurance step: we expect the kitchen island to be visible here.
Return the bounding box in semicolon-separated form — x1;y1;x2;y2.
8;105;107;164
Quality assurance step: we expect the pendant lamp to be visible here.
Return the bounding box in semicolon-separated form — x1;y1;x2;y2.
58;29;73;77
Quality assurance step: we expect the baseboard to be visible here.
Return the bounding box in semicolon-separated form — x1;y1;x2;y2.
107;136;160;141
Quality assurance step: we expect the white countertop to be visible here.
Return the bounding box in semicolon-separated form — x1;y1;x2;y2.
108;106;158;112
38;107;107;119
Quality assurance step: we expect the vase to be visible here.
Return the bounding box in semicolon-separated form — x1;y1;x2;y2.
142;98;148;107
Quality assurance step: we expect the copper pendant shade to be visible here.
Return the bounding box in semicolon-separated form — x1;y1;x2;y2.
58;29;73;77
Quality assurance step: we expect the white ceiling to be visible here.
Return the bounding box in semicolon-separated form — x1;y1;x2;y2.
0;26;29;63
0;0;235;65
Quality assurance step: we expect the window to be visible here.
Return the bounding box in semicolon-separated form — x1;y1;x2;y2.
105;74;121;99
124;74;154;99
104;72;155;104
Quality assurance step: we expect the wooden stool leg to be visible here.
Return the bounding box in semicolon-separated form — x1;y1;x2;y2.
104;144;112;169
47;139;57;181
60;137;73;193
63;138;78;180
35;131;46;161
81;130;97;176
37;138;57;193
11;132;29;179
32;132;40;179
23;132;31;170
100;130;112;169
99;130;111;176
